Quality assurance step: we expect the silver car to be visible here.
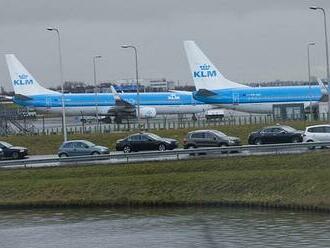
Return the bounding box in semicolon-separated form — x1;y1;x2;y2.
183;129;241;149
58;140;110;157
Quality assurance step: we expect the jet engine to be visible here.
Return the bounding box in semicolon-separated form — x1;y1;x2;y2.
138;107;157;118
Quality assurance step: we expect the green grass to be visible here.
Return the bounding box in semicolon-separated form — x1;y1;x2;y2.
1;120;327;155
0;150;330;210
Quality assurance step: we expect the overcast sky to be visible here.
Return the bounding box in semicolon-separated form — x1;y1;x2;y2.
0;0;330;90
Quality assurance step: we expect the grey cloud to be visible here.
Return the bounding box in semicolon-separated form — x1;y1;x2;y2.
0;0;330;91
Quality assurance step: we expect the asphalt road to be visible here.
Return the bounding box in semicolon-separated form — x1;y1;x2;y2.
0;146;311;169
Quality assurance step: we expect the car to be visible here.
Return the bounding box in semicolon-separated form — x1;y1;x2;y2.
248;125;303;145
0;141;28;159
303;124;330;148
183;129;240;149
116;133;178;153
58;140;110;157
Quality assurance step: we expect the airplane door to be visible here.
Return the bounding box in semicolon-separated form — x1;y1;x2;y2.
233;93;239;105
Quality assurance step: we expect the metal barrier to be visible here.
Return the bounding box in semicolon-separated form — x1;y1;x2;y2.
0;141;329;168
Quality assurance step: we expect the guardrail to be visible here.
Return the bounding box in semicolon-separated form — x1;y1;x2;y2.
0;141;329;168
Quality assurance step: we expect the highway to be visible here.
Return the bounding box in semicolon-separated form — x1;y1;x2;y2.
1;142;327;169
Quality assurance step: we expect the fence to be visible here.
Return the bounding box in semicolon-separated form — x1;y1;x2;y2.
1;112;329;136
27;113;330;136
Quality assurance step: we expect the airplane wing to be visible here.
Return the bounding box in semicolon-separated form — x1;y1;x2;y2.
109;86;136;115
168;90;192;95
0;95;13;100
14;94;33;100
194;89;217;97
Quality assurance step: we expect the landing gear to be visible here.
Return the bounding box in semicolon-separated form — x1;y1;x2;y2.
114;116;122;124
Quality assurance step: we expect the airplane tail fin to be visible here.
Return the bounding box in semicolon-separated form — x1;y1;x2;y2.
5;54;59;96
183;40;248;90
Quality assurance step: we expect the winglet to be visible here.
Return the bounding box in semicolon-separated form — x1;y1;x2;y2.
317;78;329;95
110;85;121;101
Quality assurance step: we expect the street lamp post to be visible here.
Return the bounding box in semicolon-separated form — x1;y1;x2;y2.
93;55;102;128
47;27;67;141
121;45;140;129
310;6;330;120
307;42;316;119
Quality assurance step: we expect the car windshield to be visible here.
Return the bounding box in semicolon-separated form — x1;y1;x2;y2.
0;141;13;148
281;126;297;132
147;133;162;140
211;130;226;137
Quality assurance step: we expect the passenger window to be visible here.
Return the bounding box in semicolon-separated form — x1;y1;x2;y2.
140;135;149;141
310;127;324;133
205;133;214;139
76;142;88;148
191;133;205;139
128;135;139;141
272;128;283;133
63;143;73;148
262;128;273;133
324;127;330;133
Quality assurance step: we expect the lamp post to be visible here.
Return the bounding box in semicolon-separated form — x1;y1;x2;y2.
47;27;67;141
307;42;316;118
93;55;102;128
310;6;330;120
121;45;140;129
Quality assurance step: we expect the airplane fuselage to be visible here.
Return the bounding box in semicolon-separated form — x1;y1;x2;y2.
193;85;323;113
13;92;213;116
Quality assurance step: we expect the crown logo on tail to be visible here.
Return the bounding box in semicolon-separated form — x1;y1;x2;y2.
19;74;28;79
199;64;210;70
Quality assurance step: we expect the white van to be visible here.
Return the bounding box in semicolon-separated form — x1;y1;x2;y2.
303;124;330;142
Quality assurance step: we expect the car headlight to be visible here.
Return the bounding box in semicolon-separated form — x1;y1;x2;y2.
20;149;25;152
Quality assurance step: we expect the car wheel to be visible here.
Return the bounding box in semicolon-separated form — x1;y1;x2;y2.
291;137;300;143
91;151;100;156
187;145;196;156
123;146;131;153
158;144;166;151
306;140;315;150
59;153;68;158
12;151;20;159
219;143;228;154
255;138;262;145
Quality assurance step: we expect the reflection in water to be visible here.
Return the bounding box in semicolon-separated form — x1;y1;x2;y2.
0;208;330;248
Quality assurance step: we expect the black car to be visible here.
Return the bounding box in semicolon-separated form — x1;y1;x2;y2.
116;133;178;153
248;125;303;145
0;141;28;159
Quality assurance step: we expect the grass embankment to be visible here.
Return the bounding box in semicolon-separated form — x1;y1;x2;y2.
1;120;327;155
0;150;330;210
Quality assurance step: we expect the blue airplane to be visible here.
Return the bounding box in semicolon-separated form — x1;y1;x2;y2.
184;41;328;113
5;54;213;120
